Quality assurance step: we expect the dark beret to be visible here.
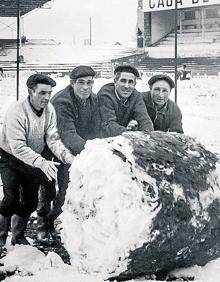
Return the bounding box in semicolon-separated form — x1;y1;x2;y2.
148;74;175;89
26;74;56;89
70;66;95;80
114;64;140;78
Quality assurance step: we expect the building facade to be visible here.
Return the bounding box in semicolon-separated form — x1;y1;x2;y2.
137;0;220;47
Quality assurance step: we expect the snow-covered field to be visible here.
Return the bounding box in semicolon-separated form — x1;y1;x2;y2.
1;42;220;65
147;42;220;58
0;75;220;281
0;43;138;65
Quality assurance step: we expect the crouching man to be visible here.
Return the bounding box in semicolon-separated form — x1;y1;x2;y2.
142;74;184;133
37;66;102;242
0;74;75;257
97;64;153;137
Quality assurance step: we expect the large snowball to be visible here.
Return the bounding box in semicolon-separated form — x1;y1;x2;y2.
60;131;220;280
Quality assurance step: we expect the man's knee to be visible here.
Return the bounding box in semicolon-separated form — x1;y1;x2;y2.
19;191;39;217
0;195;18;217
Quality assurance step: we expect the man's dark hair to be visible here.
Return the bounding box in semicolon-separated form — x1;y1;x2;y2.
148;74;175;89
114;65;139;78
26;73;56;90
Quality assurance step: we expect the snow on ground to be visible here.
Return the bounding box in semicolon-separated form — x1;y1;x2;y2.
146;42;220;58
0;43;137;65
0;75;220;281
0;245;104;282
1;42;220;65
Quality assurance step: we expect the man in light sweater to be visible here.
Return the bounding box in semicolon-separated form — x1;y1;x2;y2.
0;74;75;257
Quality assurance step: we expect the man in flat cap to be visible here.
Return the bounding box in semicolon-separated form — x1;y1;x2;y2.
0;74;75;256
39;65;101;239
142;74;183;133
97;64;153;137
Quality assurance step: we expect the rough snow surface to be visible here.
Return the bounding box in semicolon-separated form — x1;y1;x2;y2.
170;258;220;282
0;245;104;282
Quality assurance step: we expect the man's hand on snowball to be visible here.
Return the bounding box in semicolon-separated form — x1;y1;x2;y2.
65;154;75;165
126;120;138;131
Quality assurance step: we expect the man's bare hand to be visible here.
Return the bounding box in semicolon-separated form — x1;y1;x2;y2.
41;160;60;181
127;120;138;131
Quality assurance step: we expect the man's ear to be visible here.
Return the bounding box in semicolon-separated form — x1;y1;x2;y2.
70;79;76;86
134;78;137;86
28;88;32;96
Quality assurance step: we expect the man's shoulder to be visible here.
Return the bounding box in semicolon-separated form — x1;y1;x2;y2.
130;88;141;99
45;101;55;112
51;85;72;104
167;99;182;114
4;99;33;124
141;91;150;98
97;82;115;97
167;99;178;108
139;90;151;104
90;92;98;101
6;98;27;115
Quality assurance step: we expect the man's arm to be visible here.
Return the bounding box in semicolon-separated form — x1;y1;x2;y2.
169;105;184;134
99;94;127;137
5;107;45;167
133;94;154;132
52;100;86;154
44;107;74;164
5;104;74;180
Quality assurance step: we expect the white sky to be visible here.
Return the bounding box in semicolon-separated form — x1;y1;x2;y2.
0;0;138;44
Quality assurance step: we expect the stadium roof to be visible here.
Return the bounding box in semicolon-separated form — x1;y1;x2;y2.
0;0;51;17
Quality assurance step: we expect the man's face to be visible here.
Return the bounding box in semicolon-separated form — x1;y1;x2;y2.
115;72;136;99
150;80;171;107
29;83;52;110
72;76;94;100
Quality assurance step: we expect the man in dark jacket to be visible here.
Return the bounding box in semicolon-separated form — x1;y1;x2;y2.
142;74;183;133
97;65;153;137
38;66;101;243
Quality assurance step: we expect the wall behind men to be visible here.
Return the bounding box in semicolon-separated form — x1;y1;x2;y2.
151;10;175;44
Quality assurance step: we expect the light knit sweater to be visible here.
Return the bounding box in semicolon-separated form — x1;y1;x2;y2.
0;98;73;168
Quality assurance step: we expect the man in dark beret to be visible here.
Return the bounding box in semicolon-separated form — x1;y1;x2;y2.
26;73;56;88
97;64;153;137
0;73;75;256
142;74;183;133
39;65;102;239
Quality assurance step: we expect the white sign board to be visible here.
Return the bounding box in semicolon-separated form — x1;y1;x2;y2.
143;0;220;12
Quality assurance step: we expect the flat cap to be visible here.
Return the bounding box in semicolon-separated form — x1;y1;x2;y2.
26;73;56;89
148;74;175;89
114;64;140;78
70;65;96;80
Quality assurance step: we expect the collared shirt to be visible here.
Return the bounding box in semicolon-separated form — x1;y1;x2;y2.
74;93;89;107
115;89;129;107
